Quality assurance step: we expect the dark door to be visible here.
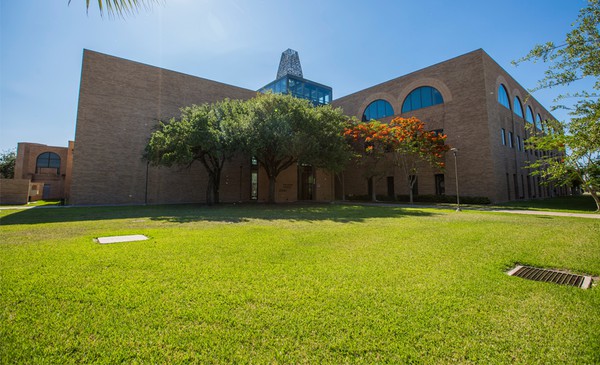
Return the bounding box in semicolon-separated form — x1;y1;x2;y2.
42;184;51;199
298;165;314;200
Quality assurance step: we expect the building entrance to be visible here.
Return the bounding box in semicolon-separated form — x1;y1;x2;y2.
298;165;315;200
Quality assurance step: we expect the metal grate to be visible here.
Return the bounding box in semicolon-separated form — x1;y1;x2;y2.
507;265;593;289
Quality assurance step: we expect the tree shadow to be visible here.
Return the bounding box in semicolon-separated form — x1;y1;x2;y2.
0;202;438;226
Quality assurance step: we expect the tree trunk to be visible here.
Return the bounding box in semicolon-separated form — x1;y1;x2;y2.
268;175;277;204
588;188;600;212
408;175;415;204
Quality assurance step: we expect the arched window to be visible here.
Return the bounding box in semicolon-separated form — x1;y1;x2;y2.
535;114;542;131
401;86;443;113
498;84;510;110
513;96;523;118
36;152;61;173
525;106;534;123
362;99;394;121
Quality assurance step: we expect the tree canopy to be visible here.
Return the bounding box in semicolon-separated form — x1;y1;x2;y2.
0;149;16;179
145;93;351;204
514;0;600;211
145;99;246;205
242;93;351;203
344;117;449;202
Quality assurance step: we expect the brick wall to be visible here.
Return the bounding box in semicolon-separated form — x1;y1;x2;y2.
70;50;257;205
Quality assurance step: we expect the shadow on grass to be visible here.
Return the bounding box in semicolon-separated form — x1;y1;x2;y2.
0;202;439;226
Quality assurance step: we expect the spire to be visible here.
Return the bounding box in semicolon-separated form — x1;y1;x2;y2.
276;49;303;79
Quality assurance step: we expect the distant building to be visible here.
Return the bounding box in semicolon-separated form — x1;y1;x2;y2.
8;48;566;205
11;142;73;202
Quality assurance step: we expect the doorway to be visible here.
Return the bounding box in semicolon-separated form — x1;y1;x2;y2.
298;165;315;200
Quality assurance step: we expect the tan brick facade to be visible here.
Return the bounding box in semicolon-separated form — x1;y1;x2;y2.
13;142;72;201
332;49;561;203
70;50;258;205
66;49;562;206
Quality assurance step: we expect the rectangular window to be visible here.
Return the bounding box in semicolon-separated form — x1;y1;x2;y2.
501;128;506;145
517;135;522;151
508;132;514;148
387;176;395;198
435;174;445;195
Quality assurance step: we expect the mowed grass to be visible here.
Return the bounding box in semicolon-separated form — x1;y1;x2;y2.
1;204;599;364
495;194;598;213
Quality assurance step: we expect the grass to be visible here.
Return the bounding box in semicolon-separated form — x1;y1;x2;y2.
494;194;598;213
1;203;599;364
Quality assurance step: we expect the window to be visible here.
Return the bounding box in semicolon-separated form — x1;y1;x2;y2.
535;114;542;131
36;152;61;174
401;86;443;113
362;99;394;121
498;84;510;110
525;106;534;124
508;131;514;148
501;128;506;145
435;174;445;195
517;135;522;151
513;96;523;118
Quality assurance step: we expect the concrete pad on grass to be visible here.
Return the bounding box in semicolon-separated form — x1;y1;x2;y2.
96;234;149;244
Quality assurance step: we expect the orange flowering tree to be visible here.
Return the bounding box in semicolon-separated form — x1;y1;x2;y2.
387;117;450;203
344;119;394;201
344;117;449;203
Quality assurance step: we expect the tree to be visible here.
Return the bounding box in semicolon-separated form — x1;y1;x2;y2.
514;0;600;211
69;0;160;17
344;119;395;201
242;93;350;203
525;105;600;210
344;117;449;203
145;99;245;205
387;117;449;204
0;149;16;179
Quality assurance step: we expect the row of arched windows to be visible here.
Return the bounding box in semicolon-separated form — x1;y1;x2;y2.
497;84;544;130
361;86;444;121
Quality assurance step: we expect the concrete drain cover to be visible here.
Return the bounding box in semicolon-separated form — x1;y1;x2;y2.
507;265;593;289
96;235;149;244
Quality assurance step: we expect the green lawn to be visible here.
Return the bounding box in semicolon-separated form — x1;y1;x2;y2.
1;204;599;364
494;194;598;213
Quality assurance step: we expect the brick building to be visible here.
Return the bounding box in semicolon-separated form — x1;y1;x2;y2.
18;48;563;205
11;141;74;202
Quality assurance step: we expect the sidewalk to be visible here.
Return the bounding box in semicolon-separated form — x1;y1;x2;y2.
337;201;600;219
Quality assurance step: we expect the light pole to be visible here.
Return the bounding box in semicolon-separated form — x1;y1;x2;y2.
450;148;461;212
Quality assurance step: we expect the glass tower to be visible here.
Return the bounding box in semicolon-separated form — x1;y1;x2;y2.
259;49;332;106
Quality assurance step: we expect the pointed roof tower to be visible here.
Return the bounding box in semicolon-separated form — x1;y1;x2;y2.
276;49;303;79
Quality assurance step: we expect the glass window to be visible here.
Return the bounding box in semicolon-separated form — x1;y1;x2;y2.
525;106;534;123
401;86;444;113
498;84;510;110
362;99;395;121
36;152;61;173
535;114;542;131
513;96;524;118
508;131;514;148
501;128;506;145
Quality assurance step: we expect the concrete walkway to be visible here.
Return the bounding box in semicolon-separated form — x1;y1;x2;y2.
338;201;600;219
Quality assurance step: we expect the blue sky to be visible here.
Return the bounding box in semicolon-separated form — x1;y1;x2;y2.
0;0;589;151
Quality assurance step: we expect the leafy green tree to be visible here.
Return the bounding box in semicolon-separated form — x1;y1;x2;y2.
0;149;16;179
145;99;245;205
514;0;600;211
242;93;350;203
69;0;160;17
